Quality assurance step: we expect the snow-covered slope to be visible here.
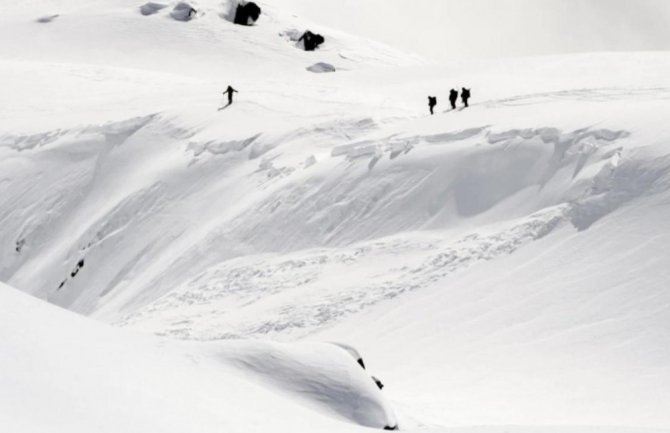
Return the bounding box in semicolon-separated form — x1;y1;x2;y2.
0;281;397;432
279;0;670;61
0;0;416;77
1;0;670;431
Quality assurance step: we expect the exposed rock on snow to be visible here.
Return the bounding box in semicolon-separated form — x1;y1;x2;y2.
234;1;261;26
330;342;367;369
299;31;325;51
36;14;59;23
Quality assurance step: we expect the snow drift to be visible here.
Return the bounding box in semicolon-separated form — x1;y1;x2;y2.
170;2;197;21
0;281;397;432
139;2;167;16
307;62;336;72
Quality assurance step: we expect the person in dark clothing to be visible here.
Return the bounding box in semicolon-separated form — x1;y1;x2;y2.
223;85;238;105
428;96;437;115
449;89;458;110
461;87;471;108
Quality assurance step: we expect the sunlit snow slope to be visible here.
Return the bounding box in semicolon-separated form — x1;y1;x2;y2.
1;0;669;431
0;281;397;432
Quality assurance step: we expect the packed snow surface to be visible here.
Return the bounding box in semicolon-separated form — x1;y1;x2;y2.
1;0;670;432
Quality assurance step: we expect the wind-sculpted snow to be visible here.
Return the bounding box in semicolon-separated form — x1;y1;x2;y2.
0;282;396;432
211;340;398;428
224;126;633;251
0;113;662;327
569;151;670;230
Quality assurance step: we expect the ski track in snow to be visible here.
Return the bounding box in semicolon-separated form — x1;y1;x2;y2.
487;87;670;107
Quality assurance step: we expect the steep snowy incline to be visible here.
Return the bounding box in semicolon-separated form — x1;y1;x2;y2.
0;281;398;432
315;194;670;427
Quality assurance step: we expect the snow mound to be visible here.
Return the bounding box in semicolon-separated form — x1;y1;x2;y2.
212;341;398;429
217;0;239;22
0;281;398;432
280;28;303;42
139;2;168;16
170;2;197;21
307;62;336;73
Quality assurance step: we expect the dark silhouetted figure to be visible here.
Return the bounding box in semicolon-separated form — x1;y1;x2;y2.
299;30;325;51
234;2;261;25
449;89;458;110
224;85;238;105
428;96;437;115
461;87;471;108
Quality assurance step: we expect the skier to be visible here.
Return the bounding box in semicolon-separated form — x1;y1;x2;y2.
461;87;471;108
223;85;238;105
428;96;437;115
449;89;458;110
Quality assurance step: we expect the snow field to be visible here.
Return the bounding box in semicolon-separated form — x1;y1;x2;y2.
1;0;670;431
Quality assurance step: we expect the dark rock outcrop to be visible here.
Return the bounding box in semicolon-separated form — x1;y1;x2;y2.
234;2;261;26
299;30;325;51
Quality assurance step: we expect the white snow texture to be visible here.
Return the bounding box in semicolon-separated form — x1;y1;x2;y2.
0;1;669;433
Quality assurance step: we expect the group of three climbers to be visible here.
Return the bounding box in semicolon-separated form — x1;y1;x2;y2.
428;88;471;115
